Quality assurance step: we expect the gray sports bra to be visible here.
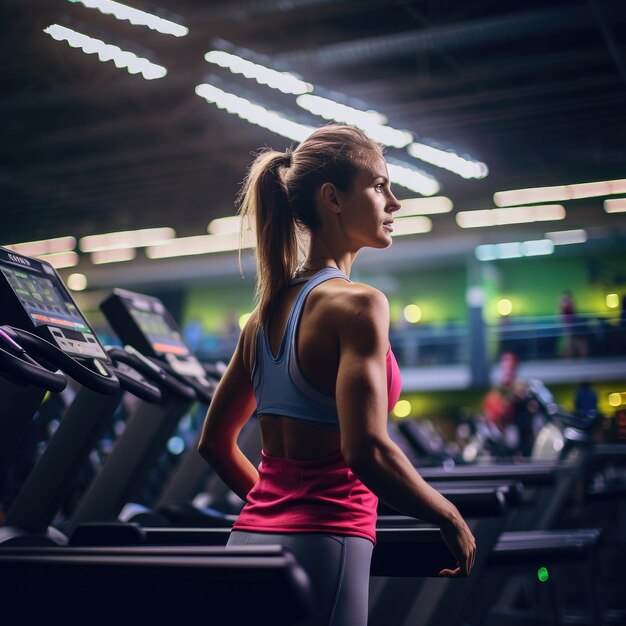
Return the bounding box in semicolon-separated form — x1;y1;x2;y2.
251;267;349;432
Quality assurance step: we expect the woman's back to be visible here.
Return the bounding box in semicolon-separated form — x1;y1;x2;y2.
243;273;355;460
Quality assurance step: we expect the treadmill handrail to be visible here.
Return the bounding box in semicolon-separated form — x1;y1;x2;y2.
111;364;162;404
105;345;196;401
417;460;572;485
1;325;119;395
0;331;67;393
150;356;214;404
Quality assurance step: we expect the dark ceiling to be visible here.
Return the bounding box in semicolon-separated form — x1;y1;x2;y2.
2;0;626;281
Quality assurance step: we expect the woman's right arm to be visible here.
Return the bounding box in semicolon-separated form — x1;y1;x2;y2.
197;316;259;501
334;286;476;577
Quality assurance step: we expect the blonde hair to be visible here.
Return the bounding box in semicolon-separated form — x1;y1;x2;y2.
237;124;382;327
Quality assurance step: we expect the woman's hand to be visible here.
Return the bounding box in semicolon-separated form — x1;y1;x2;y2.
438;515;476;577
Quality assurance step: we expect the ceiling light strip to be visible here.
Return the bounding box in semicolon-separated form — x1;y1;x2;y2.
147;231;255;259
208;216;243;235
195;83;440;195
67;0;188;36
396;197;453;216
494;178;626;207
43;24;167;80
545;229;588;245
456;205;565;228
296;94;411;148
196;83;314;142
79;227;176;252
205;51;312;95
38;251;80;269
5;236;76;256
390;216;432;236
475;239;554;262
91;248;137;264
604;198;626;213
205;46;486;175
407;142;488;180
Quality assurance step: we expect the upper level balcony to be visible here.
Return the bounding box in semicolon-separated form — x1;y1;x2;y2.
190;311;626;393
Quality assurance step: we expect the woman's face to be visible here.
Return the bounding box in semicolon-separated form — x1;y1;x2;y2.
335;155;401;250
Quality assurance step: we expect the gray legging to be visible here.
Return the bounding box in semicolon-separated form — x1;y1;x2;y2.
227;531;373;626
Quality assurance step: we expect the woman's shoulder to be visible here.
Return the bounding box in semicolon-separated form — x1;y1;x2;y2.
316;279;389;324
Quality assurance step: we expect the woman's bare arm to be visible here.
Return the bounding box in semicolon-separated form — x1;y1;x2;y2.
197;322;258;501
335;286;476;576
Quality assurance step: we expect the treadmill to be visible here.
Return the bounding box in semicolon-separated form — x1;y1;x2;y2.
4;251;566;626
0;326;67;506
0;248;316;622
92;287;262;527
0;263;476;626
0;246;164;545
374;401;606;625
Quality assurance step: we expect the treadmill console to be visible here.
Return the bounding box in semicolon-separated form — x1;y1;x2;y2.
100;288;205;379
0;247;108;361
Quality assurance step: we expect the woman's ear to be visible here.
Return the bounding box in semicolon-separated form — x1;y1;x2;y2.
319;182;341;214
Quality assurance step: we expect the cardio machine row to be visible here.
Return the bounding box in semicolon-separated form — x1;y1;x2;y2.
0;246;617;626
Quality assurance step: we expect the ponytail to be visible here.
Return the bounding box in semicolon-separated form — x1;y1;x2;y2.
237;149;304;328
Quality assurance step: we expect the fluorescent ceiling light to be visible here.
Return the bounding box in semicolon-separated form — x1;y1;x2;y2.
456;204;565;228
494;178;626;207
206;44;485;176
386;162;440;196
204;48;410;147
475;239;554;262
67;0;188;37
545;229;588;245
296;94;411;148
207;215;256;236
496;242;523;259
522;239;554;256
407;142;488;180
147;231;255;259
391;216;432;237
39;251;79;269
208;216;241;235
196;83;314;142
604;198;626;213
396;197;453;217
475;245;497;262
205;51;312;94
5;236;76;257
79;227;176;252
43;24;167;80
91;248;137;264
295;94;386;126
195;83;440;195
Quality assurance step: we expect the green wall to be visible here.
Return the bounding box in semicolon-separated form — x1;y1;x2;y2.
363;266;468;325
183;277;256;333
483;250;626;321
181;249;626;332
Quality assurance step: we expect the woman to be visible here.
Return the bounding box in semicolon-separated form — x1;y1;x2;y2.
198;124;475;626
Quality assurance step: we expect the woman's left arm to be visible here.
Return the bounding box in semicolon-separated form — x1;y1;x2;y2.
198;324;258;500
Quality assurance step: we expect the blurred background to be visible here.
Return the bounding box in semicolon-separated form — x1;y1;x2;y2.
2;0;626;450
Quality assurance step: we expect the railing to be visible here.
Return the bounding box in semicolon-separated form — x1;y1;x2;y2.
188;313;625;369
489;314;625;362
389;322;470;368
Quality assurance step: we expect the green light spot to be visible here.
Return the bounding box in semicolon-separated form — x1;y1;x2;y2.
537;566;549;582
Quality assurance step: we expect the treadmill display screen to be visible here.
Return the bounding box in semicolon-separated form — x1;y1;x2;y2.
128;308;189;357
1;265;90;333
0;255;107;359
